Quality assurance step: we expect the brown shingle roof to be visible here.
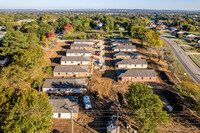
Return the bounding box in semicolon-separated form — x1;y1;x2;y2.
42;78;87;88
53;66;89;73
61;56;91;62
115;59;147;65
66;49;91;54
118;69;156;77
74;39;94;42
49;96;79;113
112;45;136;50
71;44;93;48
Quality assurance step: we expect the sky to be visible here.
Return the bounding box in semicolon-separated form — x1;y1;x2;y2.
0;0;199;10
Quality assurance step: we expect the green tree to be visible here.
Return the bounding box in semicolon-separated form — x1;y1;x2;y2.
125;83;169;133
0;88;53;133
0;30;30;56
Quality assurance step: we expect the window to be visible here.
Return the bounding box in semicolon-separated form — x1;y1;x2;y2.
58;113;61;118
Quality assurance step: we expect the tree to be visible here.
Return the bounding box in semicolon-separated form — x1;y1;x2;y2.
0;65;28;89
116;24;120;30
0;30;30;56
125;83;169;133
0;88;53;133
176;33;182;39
47;31;54;38
63;24;73;32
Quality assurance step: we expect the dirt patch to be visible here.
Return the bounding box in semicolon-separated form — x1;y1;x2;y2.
45;41;71;66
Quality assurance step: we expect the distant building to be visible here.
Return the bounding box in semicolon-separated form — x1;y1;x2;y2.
0;26;6;31
49;96;79;119
117;69;157;82
42;78;87;93
115;59;147;69
119;26;125;31
53;65;90;77
66;49;91;57
0;56;9;65
60;56;91;65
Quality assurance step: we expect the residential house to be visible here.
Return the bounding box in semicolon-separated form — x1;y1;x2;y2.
115;59;147;69
113;51;141;59
66;49;91;57
117;69;157;82
194;37;200;43
0;26;6;31
112;45;136;52
111;41;132;46
70;44;93;50
169;27;177;32
42;78;87;93
119;26;125;31
73;39;94;45
53;65;90;77
49;96;79;119
60;56;91;65
0;56;9;65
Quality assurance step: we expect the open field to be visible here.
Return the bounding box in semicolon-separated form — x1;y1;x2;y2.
189;55;200;68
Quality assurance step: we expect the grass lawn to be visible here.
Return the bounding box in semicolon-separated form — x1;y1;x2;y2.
181;46;189;52
194;55;200;61
174;39;188;45
188;32;200;36
189;55;200;68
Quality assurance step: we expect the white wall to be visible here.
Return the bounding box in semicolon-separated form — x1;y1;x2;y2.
66;53;91;56
61;61;89;65
53;113;71;119
117;64;147;69
42;88;84;93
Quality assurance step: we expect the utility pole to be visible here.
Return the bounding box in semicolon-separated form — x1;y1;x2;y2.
71;113;74;133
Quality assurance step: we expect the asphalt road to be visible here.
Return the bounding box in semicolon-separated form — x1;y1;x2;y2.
161;36;200;86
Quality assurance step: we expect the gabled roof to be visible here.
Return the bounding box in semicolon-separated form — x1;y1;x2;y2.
61;56;91;62
74;39;94;42
117;69;156;77
66;49;91;54
71;44;93;48
42;78;87;88
54;65;89;73
113;45;136;50
115;59;147;65
49;96;79;113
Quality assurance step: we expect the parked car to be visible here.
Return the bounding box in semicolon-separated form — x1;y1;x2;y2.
95;51;101;56
83;96;92;109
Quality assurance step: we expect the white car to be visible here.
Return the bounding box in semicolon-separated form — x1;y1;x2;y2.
83;96;92;109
